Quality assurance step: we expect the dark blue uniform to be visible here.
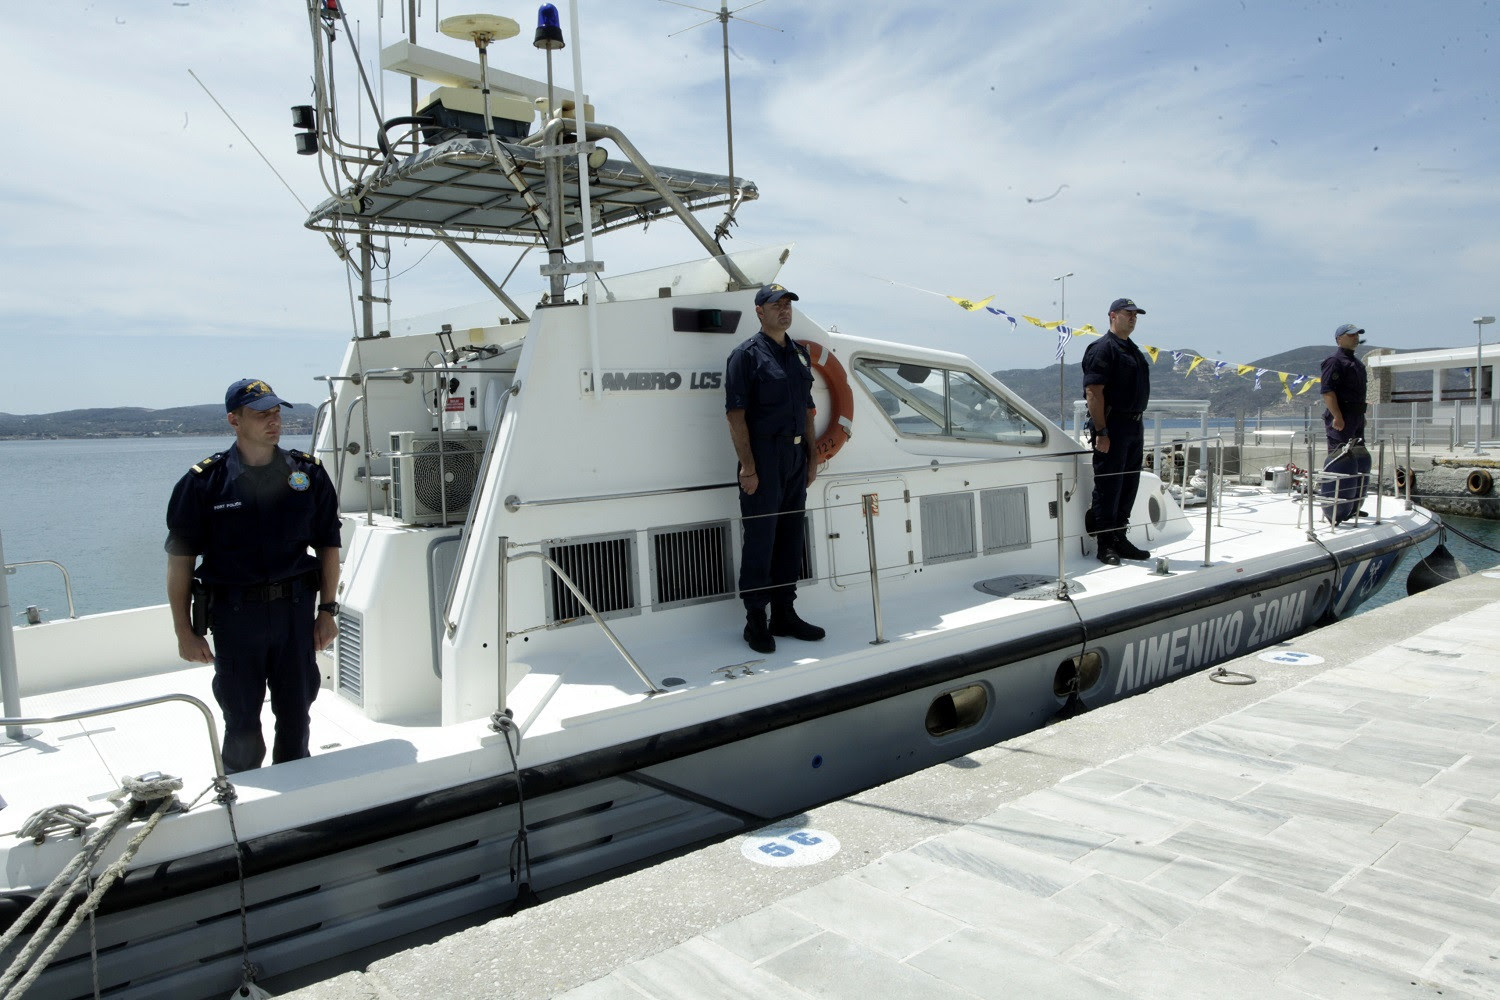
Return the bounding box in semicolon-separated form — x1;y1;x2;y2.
1321;347;1367;449
1081;332;1152;535
725;330;816;613
165;446;340;772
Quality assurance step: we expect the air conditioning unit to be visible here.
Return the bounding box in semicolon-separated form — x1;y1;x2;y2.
389;431;485;525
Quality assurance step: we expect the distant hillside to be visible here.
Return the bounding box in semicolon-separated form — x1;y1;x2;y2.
994;344;1463;420
0;405;317;440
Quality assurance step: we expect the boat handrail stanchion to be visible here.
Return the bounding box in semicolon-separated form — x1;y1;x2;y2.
1405;436;1414;510
1375;438;1385;524
1306;437;1317;539
0;692;228;779
496;536;510;718
1215;436;1225;529
1;530;26;741
1054;474;1068;600
1202;448;1214;567
510;550;664;694
2;559;78;621
863;494;888;644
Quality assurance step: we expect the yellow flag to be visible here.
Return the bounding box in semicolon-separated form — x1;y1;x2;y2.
1074;324;1097;337
1297;378;1319;395
1021;315;1057;329
1186;356;1205;375
1144;345;1159;363
1236;364;1254;377
1279;372;1292;402
946;294;995;312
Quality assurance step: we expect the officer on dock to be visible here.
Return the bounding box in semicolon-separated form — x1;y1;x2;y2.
1082;298;1153;565
1321;323;1368;450
726;284;826;654
165;379;342;774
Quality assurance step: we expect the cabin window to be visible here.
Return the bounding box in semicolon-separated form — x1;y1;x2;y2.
852;358;1046;446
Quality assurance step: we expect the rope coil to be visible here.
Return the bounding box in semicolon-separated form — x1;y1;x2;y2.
0;774;189;1000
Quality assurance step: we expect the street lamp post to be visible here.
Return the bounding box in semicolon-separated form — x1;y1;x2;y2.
1476;315;1496;455
1054;272;1073;428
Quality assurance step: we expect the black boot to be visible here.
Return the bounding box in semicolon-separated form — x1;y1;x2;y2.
743;609;775;654
769;605;825;641
1096;541;1121;566
1113;529;1150;561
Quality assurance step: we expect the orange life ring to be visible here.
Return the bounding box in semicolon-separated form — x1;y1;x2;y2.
804;340;853;464
1467;468;1493;495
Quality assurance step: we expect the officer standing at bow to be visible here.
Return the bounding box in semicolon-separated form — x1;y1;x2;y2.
726;284;826;654
165;379;342;773
1082;297;1153;566
1321;323;1368;450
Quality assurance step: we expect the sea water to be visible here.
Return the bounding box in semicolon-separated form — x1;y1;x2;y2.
0;436;1496;622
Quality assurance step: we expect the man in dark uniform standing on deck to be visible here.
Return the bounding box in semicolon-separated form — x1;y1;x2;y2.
726;284;826;654
1082;298;1153;566
165;379;342;773
1321;323;1368;450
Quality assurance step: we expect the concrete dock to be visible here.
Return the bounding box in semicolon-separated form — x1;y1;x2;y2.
280;570;1500;1000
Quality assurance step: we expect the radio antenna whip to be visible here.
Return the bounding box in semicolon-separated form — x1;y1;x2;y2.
661;0;780;244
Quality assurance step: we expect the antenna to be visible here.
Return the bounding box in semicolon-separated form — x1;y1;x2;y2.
661;0;780;243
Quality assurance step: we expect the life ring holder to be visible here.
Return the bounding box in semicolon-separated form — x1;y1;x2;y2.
1467;468;1493;495
804;341;853;464
1395;466;1414;492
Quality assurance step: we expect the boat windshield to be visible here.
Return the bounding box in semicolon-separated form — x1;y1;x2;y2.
853;358;1046;446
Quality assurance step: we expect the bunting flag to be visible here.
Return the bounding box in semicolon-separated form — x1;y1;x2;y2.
984;306;1019;330
948;290;1326;397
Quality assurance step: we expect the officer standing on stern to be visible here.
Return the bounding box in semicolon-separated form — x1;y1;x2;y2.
165;379;342;773
726;284;826;654
1321;323;1367;450
1082;298;1153;565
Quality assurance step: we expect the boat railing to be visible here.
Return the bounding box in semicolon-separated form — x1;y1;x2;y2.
1;693;228;779
3;559;78;622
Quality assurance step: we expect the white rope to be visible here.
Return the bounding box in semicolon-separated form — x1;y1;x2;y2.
0;775;184;1000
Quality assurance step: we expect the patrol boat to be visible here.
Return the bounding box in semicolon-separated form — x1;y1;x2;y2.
0;5;1440;998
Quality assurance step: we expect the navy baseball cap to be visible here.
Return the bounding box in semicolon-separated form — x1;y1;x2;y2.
754;283;800;307
1109;298;1146;314
225;378;294;413
1334;323;1365;342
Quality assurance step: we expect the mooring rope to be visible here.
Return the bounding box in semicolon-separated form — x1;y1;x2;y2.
0;774;185;1000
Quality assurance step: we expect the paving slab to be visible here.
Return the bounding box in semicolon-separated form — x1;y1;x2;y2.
276;571;1500;1000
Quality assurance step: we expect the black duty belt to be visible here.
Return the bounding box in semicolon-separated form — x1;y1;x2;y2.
1113;412;1143;422
753;434;804;444
214;573;315;603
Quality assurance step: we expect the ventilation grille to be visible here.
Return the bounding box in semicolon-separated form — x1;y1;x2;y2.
981;487;1031;553
651;521;735;609
545;533;639;625
336;610;363;706
920;492;976;565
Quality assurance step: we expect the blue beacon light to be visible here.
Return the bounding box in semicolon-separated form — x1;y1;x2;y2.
534;4;564;50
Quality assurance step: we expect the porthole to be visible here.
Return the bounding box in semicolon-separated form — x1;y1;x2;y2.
1148;493;1166;529
925;683;988;737
1054;650;1103;698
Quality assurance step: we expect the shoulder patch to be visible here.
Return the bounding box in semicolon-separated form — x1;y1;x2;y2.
190;452;224;475
289;449;322;467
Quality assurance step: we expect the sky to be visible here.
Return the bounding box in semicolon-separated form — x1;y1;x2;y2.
1;0;1496;414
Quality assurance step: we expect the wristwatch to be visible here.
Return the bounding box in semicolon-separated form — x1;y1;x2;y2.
1094;427;1109;437
318;601;340;616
